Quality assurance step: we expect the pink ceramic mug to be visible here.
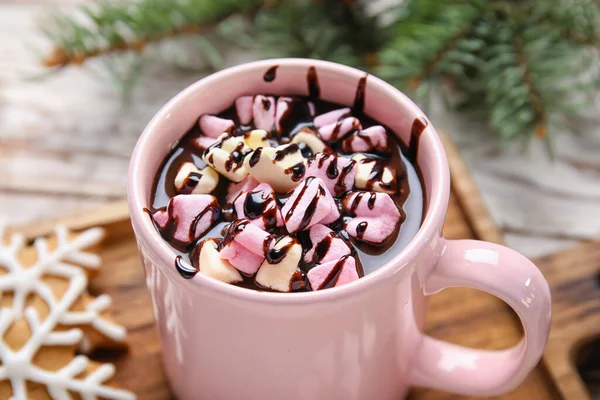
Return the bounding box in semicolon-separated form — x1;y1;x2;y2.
128;59;551;400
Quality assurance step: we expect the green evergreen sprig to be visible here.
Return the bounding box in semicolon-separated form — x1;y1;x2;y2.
40;0;600;150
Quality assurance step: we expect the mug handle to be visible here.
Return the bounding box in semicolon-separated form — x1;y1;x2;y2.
410;239;552;396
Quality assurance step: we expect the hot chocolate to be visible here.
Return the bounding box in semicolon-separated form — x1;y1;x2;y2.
145;68;425;292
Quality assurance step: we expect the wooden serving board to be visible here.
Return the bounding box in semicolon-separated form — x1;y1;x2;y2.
7;133;596;399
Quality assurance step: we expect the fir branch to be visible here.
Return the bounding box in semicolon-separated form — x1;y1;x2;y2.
377;0;486;89
535;0;600;47
41;0;261;67
412;20;478;87
253;0;383;68
38;0;600;152
512;36;547;139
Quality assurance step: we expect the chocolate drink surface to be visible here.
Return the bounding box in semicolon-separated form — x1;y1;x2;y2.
146;74;424;292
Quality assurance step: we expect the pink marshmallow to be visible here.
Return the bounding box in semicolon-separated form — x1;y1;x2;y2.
305;153;357;196
342;191;402;244
199;114;234;138
342;126;389;153
281;177;340;233
313;108;351;128
234;183;284;230
152;194;218;246
275;97;290;134
219;240;263;275
318;117;361;142
307;256;359;290
235;96;254;125
194;135;218;150
253;95;276;131
227;177;260;202
219;219;271;275
224;219;271;256
304;224;351;264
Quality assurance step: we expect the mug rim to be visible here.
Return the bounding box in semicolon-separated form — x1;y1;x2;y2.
128;58;450;304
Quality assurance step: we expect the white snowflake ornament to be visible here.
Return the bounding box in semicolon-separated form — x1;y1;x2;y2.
0;225;135;400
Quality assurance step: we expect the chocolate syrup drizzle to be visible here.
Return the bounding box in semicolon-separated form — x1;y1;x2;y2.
407;116;428;164
147;65;422;291
263;65;278;82
306;66;320;99
244;189;279;231
324;255;351;289
181;171;203;194
353;74;368;114
264;236;296;265
283;177;326;232
175;255;198;279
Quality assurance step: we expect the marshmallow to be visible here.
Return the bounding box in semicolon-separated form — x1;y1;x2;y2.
342;125;389;153
313;108;351;128
304;224;351;264
305;153;357;196
255;236;302;292
227;176;260;202
281;177;340;233
219;219;271;275
202;133;252;182
253;95;276;131
318;117;361;142
244;143;307;193
352;154;397;194
234;183;284;230
235;96;254;125
291;128;330;157
307;255;359;290
342;191;402;244
174;162;219;195
242;129;271;150
152;194;219;246
194;135;218;150
199;114;234;138
196;239;243;284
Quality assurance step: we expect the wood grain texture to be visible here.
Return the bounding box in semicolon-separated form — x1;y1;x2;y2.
539;242;600;400
8;193;561;399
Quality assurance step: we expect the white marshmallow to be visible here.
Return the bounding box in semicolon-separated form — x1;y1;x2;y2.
352;154;396;194
202;133;252;183
243;129;271;150
244;144;307;193
255;236;302;292
291;128;328;155
197;239;243;284
174;162;220;194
